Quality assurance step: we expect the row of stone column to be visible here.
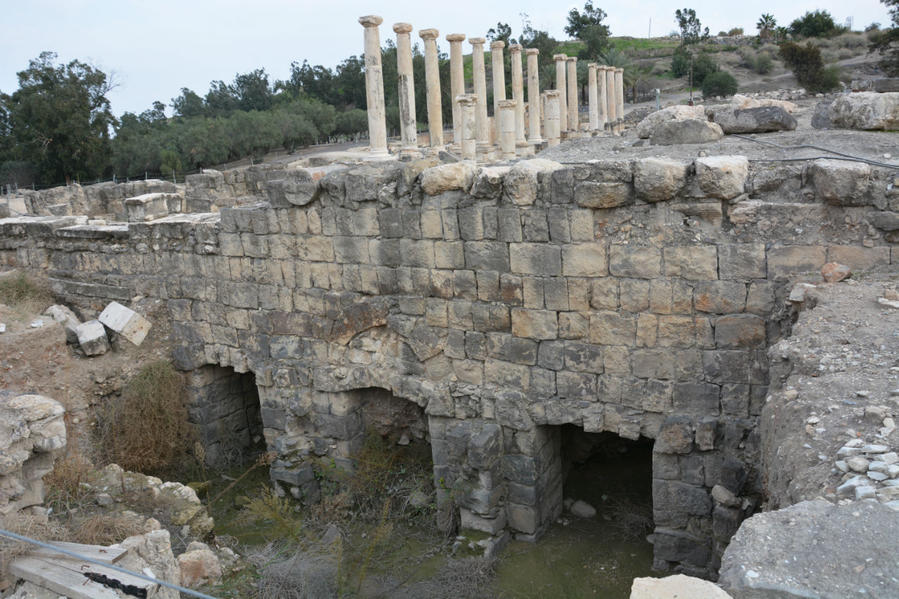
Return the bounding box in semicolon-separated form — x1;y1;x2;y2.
358;15;626;157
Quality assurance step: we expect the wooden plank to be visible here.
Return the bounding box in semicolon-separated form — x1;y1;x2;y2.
29;541;128;564
9;556;120;599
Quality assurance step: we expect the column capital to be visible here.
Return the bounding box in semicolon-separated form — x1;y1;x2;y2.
468;37;486;45
509;43;522;53
616;67;624;73
455;94;477;106
498;99;517;109
525;48;539;56
544;89;561;98
358;15;383;27
587;63;597;69
566;56;578;63
392;22;413;34
490;40;505;50
553;54;568;62
418;28;439;40
446;33;466;42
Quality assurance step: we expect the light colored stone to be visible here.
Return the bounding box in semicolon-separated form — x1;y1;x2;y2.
491;41;507;127
178;546;223;588
569;499;596;518
633;157;689;202
419;29;443;147
730;94;797;113
828;92;899;130
636;105;706;138
554;54;568;133
846;455;870;473
420;162;477;195
821;262;851;283
650;119;724;146
468;38;489;147
393;23;417;151
526;49;542;143
503;159;562;206
809;159;871;206
631;574;732;599
708;105;797;134
43;304;80;344
359;16;388;156
75;319;109;356
695;156;749;200
99;301;151;346
567;57;578;132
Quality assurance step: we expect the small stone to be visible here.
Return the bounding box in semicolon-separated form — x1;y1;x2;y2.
784;389;799;400
75;320;109;356
847;456;870;473
879;297;899;309
569;500;597;518
835;460;849;472
98;301;151;346
96;493;114;506
868;471;888;481
29;319;43;328
838;446;862;457
881;452;899;465
836;475;866;496
821;262;851;283
845;439;864;448
869;461;889;473
397;432;410;446
712;484;741;507
0;323;5;333
806;416;820;425
862;444;889;454
855;485;877;500
856;390;870;398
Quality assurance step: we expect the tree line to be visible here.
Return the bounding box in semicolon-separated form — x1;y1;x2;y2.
1;2;896;188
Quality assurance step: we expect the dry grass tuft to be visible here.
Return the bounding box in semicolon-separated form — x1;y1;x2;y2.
96;360;195;474
43;450;97;514
72;514;145;546
0;271;53;317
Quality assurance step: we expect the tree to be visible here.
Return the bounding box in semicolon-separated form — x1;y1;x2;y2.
702;71;738;96
232;69;273;112
757;14;777;40
487;22;514;45
675;8;709;45
779;41;841;91
172;88;206;118
789;10;842;38
519;12;559;73
565;2;610;40
869;0;899;76
1;51;116;184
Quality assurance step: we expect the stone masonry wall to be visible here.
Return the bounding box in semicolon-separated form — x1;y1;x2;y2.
1;154;897;577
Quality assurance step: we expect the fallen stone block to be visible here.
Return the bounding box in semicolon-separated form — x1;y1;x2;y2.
636;105;707;138
650;119;724;146
719;500;899;599
828;92;899;131
98;301;151;346
631;574;732;598
43;304;81;344
821;262;851;283
75;319;109;356
710;106;797;134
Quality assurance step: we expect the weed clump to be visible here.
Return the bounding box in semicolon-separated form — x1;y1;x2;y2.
0;271;53;315
96;360;195;474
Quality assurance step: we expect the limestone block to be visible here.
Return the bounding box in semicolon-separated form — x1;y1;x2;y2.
99;301;151;346
828;91;899;130
767;246;826;277
609;245;662;279
714;314;766;348
43;304;80;344
663;246;718;280
695;156;749;200
124;193;177;221
562;243;607;276
266;169;320;207
511;309;558;340
503;159;563;206
178;545;223;588
708;105;797;134
574;181;632;208
636;105;707;138
633;157;690;203
650;119;724;145
420;162;477;195
730;94;797;113
809;159;871;206
630;574;732;599
75;319;109;356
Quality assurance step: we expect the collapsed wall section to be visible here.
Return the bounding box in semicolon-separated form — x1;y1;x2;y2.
1;154;897;577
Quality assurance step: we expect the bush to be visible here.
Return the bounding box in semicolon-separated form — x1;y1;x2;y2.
693;53;719;85
96;361;195;474
779;41;842;92
670;47;718;84
671;45;691;77
334;109;369;136
702;71;738;97
789;10;844;38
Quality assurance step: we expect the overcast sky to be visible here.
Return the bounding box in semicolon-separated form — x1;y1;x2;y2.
0;1;892;116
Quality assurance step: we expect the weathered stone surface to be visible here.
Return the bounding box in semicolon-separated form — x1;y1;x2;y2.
575;181;632;208
178;543;223;588
720;500;899;599
631;574;732;599
636;105;707;138
75;319;109;356
650;119;724;146
43;304;80;344
709;106;797;134
809;159;871;206
99;301;152;346
420;162;477;195
0;393;66;516
633;158;690;203
656;416;693;454
503;159;562;206
820;262;851;283
118;528;181;599
828;92;899;131
730;94;797;113
695;156;749;200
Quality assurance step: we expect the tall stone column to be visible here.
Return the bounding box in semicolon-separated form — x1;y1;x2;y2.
543;90;561;147
359;15;388;156
605;65;617;130
553;54;568;133
393;23;417;151
566;56;578;133
497;99;517;160
598;65;608;131
490;41;506;124
469;37;490;148
509;44;527;148
587;63;598;132
616;67;625;132
526;48;542;143
446;33;466;147
419;29;443;147
456;94;478;160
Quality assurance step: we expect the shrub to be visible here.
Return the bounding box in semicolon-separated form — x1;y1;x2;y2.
789;10;844;38
693;53;719;84
671;45;691;77
779;41;842;92
728;27;744;36
96;361;195;474
702;71;738;97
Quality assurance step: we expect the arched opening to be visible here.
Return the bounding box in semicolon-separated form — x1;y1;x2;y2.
185;365;264;468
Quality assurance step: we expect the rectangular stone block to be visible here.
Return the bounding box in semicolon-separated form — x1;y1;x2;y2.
620;279;650;312
827;245;890;271
99;301;152;346
575;181;633;208
694;281;747;314
562;243;608;276
718;244;766;280
767;245;826;277
656;315;696;348
664;246;718;280
714;314;766;348
465;241;510;272
589;311;635;346
511;308;558;340
510;243;562;276
563;341;604;373
609;245;661;279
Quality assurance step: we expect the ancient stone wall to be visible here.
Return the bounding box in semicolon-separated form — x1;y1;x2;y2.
1;155;896;577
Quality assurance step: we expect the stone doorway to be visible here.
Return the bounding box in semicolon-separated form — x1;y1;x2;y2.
185;365;264;468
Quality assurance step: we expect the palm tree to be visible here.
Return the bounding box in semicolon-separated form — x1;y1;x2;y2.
599;48;650;104
757;14;777;40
